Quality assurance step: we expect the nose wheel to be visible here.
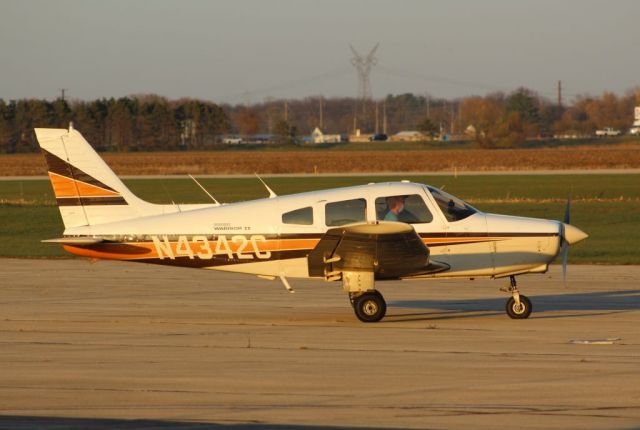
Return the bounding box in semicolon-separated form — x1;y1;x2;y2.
350;291;387;323
503;276;532;319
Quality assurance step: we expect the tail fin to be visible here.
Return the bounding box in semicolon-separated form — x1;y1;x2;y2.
35;126;155;229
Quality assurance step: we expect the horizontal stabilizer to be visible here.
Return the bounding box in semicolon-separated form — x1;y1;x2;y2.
42;237;109;245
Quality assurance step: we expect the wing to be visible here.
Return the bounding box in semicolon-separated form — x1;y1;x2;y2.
308;221;449;280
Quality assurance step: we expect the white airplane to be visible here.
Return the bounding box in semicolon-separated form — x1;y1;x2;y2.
36;126;588;322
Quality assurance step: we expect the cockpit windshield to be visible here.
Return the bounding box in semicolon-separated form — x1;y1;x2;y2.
426;186;478;222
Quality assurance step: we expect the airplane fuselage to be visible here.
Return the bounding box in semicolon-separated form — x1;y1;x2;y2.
60;182;563;281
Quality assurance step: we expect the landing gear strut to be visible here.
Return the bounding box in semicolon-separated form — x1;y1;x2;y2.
503;276;532;319
350;291;387;323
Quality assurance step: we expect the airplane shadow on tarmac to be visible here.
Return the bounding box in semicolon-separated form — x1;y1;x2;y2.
0;416;400;430
386;290;640;321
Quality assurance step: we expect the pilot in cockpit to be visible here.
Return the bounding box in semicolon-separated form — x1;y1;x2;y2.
382;195;419;223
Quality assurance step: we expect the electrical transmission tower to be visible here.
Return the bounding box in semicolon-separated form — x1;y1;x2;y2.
350;43;379;101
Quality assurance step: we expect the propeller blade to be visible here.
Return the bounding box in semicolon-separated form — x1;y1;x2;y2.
561;239;569;286
562;197;571;286
563;196;571;225
559;196;587;287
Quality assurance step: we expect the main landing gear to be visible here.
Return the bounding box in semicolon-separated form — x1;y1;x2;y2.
349;291;387;323
502;276;532;319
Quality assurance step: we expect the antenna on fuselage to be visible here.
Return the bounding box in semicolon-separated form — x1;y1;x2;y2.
254;173;277;198
188;174;221;206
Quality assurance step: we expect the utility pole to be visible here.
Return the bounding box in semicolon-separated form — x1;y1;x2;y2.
426;94;430;118
353;112;358;134
59;88;68;101
382;99;388;135
374;101;379;134
353;99;358;134
284;100;288;122
319;96;324;130
557;80;563;110
450;103;455;135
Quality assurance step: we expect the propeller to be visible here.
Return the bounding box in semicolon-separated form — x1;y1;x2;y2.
559;196;588;286
561;197;571;284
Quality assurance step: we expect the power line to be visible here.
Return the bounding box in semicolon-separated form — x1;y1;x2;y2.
376;65;582;101
219;67;352;104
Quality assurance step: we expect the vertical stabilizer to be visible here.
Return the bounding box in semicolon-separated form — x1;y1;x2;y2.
35;127;155;229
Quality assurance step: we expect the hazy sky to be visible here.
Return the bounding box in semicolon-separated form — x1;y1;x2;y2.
2;0;639;104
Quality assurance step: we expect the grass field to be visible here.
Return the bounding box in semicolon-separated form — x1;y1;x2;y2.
1;174;638;264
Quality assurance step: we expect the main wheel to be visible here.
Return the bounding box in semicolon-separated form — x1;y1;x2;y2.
353;291;386;323
506;295;532;319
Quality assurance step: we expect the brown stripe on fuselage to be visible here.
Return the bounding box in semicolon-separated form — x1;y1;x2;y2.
418;232;559;238
422;238;507;247
135;250;311;269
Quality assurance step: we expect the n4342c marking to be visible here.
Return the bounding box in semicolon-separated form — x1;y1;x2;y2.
151;235;271;260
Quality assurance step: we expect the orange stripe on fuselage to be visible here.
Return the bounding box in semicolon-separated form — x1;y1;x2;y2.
48;172;120;198
63;238;322;261
63;243;158;260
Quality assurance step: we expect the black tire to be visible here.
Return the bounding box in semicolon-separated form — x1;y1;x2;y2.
353;291;386;323
506;295;532;319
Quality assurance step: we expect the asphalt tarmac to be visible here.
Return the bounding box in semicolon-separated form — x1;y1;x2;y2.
1;259;639;429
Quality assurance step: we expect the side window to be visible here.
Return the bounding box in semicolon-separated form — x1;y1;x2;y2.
282;207;313;225
375;194;433;223
325;198;367;226
427;186;477;222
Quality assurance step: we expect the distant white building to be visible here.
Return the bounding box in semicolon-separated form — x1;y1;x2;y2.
222;135;243;144
348;129;373;142
311;127;342;144
465;125;476;136
389;130;429;142
631;106;640;135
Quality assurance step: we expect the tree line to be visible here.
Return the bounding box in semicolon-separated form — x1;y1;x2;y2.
226;87;640;148
458;88;640;148
1;87;639;153
0;95;229;153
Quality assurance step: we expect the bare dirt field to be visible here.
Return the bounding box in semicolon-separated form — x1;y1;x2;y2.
3;143;640;176
1;259;639;429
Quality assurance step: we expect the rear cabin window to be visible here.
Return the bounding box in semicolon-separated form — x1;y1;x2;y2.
325;198;367;226
282;207;313;225
375;194;433;223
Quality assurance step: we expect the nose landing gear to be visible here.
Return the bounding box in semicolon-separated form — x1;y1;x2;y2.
503;276;532;319
349;291;387;323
